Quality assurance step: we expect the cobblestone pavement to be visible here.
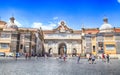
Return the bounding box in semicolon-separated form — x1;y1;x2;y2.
0;57;120;75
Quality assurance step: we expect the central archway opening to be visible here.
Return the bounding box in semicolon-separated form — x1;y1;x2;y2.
72;48;77;57
58;43;67;56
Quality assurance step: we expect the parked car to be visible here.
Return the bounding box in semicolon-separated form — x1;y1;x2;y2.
0;52;5;57
6;52;21;57
6;52;14;57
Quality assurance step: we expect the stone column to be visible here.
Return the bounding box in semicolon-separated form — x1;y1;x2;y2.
67;43;72;56
77;43;81;54
44;43;48;53
53;42;58;56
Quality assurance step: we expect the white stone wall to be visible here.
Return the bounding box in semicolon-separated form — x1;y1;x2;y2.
44;40;81;55
44;33;81;39
44;33;82;55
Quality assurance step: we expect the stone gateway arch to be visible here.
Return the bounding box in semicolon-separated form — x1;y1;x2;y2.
44;21;82;56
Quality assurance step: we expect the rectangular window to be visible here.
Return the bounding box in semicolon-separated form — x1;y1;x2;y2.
98;42;103;47
0;43;9;49
98;42;104;53
24;35;30;41
106;44;115;50
11;34;17;39
0;33;10;38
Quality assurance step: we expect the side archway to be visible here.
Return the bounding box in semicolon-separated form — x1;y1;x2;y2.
48;48;53;56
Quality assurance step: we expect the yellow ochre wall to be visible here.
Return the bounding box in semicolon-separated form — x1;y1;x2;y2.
104;36;116;54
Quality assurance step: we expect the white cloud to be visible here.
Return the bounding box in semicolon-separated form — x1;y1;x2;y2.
8;20;22;27
49;23;56;26
32;22;43;28
14;20;22;27
53;17;58;20
31;17;60;30
32;22;57;30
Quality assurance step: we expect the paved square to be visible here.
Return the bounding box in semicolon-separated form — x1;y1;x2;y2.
0;57;120;75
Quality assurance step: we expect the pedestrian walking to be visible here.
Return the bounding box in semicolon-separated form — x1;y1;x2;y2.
35;54;39;59
77;54;81;64
106;54;110;63
91;54;96;64
44;53;48;59
88;53;92;64
25;53;28;60
15;53;18;61
63;54;66;61
102;53;106;62
28;53;31;59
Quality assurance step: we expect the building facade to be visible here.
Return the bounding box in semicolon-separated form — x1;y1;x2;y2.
82;18;120;57
44;18;120;57
0;17;120;57
43;21;82;56
0;17;44;56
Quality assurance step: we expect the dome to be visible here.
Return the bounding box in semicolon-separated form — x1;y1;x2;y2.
99;17;113;32
99;17;112;30
8;17;18;30
100;23;112;30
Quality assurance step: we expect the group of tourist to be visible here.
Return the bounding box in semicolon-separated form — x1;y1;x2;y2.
58;53;110;64
102;53;110;63
79;53;110;64
23;52;110;64
87;53;96;64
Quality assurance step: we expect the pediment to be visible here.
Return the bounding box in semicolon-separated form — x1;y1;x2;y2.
53;21;73;33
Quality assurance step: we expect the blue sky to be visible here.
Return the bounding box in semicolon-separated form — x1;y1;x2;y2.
0;0;120;30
